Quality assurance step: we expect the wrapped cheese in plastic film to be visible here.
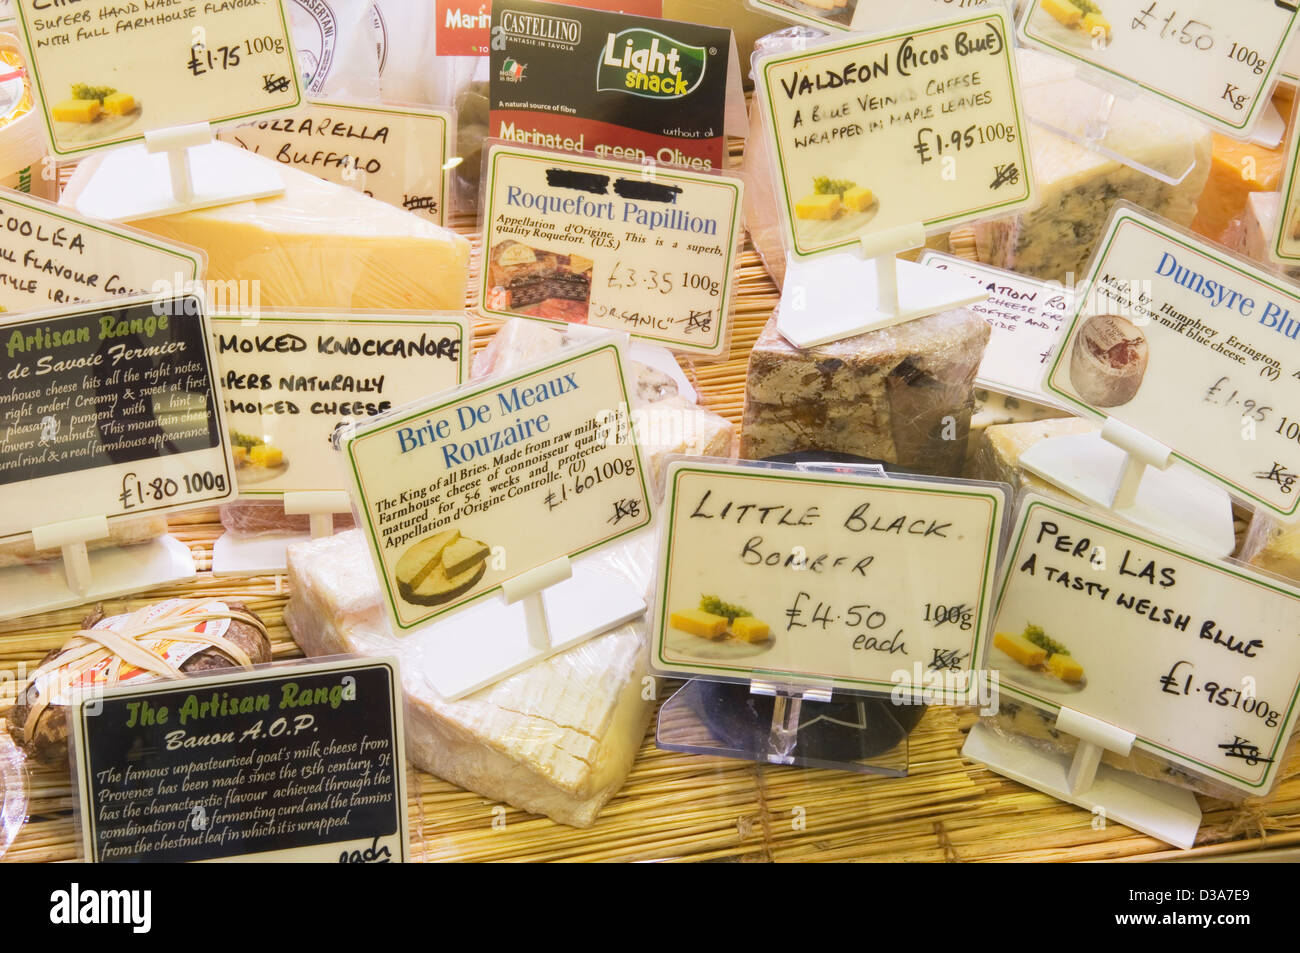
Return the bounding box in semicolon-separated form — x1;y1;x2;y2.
0;516;169;570
59;151;471;312
286;0;382;100
285;527;658;828
1238;509;1300;586
740;308;988;477
0;29;45;191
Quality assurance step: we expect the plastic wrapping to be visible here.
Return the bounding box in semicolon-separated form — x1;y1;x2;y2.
474;319;735;488
0;723;24;860
976;699;1273;802
964;388;1073;471
0;515;169;570
739;308;988;477
284;526;659;828
5;599;273;766
972;50;1213;284
59;150;471;312
0;27;43;186
1238;509;1300;585
1233;191;1300;282
287;0;382;100
219;500;357;538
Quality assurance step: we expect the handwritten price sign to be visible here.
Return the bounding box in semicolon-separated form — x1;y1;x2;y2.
1018;0;1297;135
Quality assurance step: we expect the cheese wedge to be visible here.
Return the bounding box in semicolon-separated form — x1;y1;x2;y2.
402;559;487;606
731;617;771;643
1192;134;1286;243
1047;653;1085;682
66;151;471;311
670;609;728;639
53;99;99;123
994;631;1047;667
102;92;135;116
795;193;840;220
395;529;460;592
248;444;282;467
841;185;875;213
442;537;490;577
285;529;654;828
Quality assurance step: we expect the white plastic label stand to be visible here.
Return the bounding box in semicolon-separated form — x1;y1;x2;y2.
211;491;352;577
0;516;196;622
71;122;285;223
963;709;1202;849
778;223;987;348
405;554;646;701
1018;417;1236;556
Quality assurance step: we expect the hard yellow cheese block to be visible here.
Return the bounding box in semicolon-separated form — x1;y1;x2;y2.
795;193;840;220
994;631;1047;667
841;186;874;212
1047;653;1085;682
102;92;135;116
731;617;770;643
66;151;471;311
52;99;99;123
670;609;728;639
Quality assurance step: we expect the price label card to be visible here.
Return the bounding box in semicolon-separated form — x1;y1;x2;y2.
211;310;468;496
1273;114;1300;265
0;292;235;543
1044;205;1300;518
345;337;653;631
651;460;1005;690
13;0;302;157
750;0;1011;35
754;9;1035;261
990;497;1300;794
0;189;204;314
921;251;1072;405
219;101;454;224
478;145;743;357
1018;0;1296;136
71;657;408;862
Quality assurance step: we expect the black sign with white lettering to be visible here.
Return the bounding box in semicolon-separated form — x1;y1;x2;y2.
71;658;408;863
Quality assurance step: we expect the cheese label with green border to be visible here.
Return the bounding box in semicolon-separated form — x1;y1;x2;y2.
13;0;302;157
1272;106;1300;265
478;145;743;357
0;189;204;314
989;496;1300;794
345;338;653;631
210;310;468;497
1018;0;1296;136
1044;204;1300;518
651;459;1005;690
754;9;1034;261
219;101;453;225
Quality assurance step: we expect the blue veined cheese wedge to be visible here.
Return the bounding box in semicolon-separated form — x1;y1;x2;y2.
973;50;1211;284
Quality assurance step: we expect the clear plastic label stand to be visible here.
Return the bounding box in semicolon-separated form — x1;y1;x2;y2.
1018;417;1236;557
409;555;646;701
1018;58;1200;186
71;123;285;223
656;679;915;776
963;709;1201;849
211;491;353;577
777;224;987;348
0;515;196;622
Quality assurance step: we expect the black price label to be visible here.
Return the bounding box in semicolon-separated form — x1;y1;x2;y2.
72;658;407;863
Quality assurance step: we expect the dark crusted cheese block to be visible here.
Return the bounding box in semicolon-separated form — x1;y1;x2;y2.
739;308;990;476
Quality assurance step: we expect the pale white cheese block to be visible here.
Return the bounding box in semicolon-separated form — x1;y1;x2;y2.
284;529;654;828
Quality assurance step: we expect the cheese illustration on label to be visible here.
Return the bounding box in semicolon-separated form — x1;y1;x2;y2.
395;528;491;607
52;98;98;123
669;608;728;639
1068;313;1149;407
102;92;135;116
795;192;841;220
994;624;1085;684
993;631;1047;667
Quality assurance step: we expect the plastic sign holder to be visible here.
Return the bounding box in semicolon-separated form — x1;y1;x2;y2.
657;677;914;777
0;515;196;623
963;707;1201;849
777;223;988;348
409;554;644;701
71;123;285;223
1018;417;1236;557
211;491;353;577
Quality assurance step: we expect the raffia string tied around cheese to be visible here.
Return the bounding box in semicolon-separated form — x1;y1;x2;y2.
19;600;267;741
